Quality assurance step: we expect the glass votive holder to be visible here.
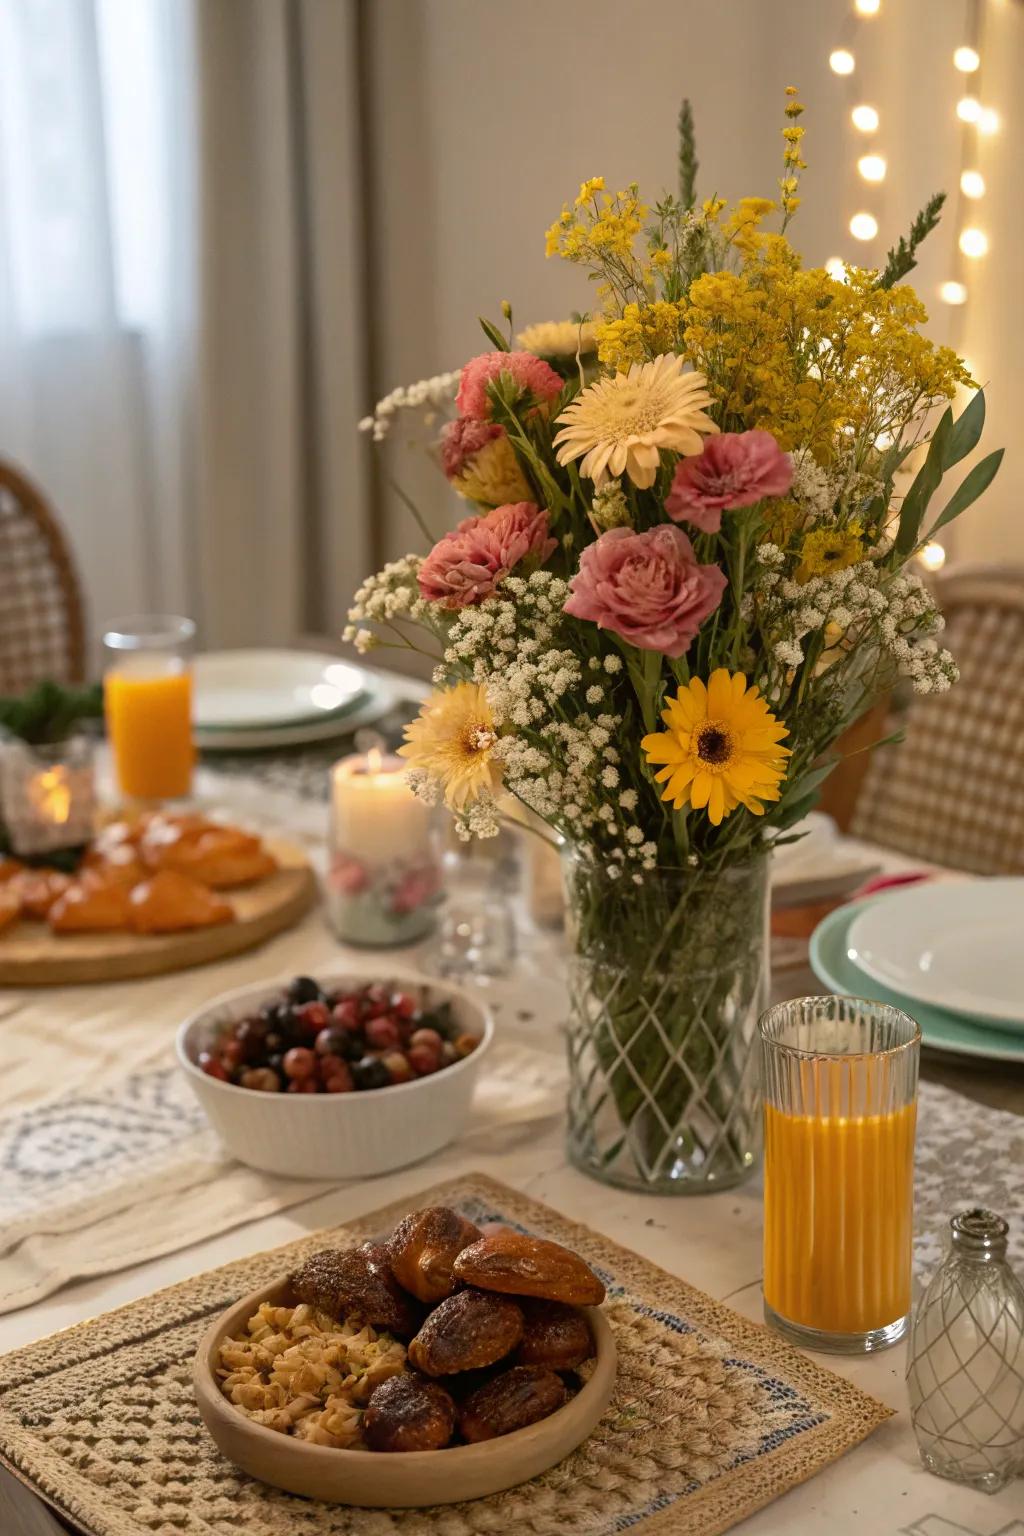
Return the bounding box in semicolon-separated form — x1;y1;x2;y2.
0;735;96;856
760;994;920;1354
103;615;196;801
327;749;441;946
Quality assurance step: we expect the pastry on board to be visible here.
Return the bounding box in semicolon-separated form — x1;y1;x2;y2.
0;887;21;932
127;870;234;934
140;821;277;888
48;876;131;933
9;869;73;920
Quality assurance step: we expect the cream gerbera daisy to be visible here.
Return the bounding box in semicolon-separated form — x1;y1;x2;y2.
398;682;503;810
641;669;791;826
517;319;598;359
553;354;719;490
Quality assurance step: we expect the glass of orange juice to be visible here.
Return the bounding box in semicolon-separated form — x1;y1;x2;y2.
103;616;196;800
760;995;920;1354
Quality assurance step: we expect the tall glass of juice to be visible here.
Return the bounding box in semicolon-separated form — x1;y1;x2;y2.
104;616;196;800
760;994;920;1354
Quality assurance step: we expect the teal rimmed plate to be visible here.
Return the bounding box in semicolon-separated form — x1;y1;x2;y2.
809;899;1024;1064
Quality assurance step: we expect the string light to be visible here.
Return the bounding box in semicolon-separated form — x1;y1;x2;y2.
939;281;968;306
953;45;980;72
959;227;988;258
960;169;985;199
849;212;878;241
829;48;855;75
857;153;886;182
919;542;947;573
978;106;999;134
854;0;880;14
851;104;879;132
956;95;982;123
825;256;848;281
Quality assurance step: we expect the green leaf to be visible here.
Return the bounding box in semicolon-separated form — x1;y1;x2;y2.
780;758;838;805
894;409;953;559
945;387;986;469
925;448;1005;540
478;317;509;352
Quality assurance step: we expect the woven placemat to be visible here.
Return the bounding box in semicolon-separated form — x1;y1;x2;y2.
0;1173;890;1536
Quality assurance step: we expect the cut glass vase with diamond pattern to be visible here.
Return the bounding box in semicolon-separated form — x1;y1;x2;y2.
907;1208;1024;1493
563;852;768;1193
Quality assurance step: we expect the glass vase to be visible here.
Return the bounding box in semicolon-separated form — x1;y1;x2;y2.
563;852;769;1193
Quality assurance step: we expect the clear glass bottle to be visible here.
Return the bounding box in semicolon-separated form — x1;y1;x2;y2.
907;1208;1024;1493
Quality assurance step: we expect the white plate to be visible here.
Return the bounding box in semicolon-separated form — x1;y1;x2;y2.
193;650;367;730
847;878;1024;1028
194;685;400;751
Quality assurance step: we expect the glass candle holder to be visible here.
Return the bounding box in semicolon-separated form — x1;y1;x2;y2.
760;994;920;1354
104;615;196;800
0;736;96;856
328;749;441;946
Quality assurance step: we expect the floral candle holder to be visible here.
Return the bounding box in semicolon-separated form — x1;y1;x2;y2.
0;736;96;856
328;748;441;946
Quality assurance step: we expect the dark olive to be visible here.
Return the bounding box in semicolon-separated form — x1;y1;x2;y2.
352;1055;392;1091
287;976;323;1005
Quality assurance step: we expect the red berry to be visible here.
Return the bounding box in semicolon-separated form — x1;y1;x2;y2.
409;1027;443;1054
288;1077;320;1093
407;1043;440;1076
199;1051;229;1081
380;1050;415;1084
363;983;392;1019
318;1052;349;1079
325;1063;355;1093
221;1038;246;1069
331;997;362;1032
391;991;418;1019
365;1015;401;1051
241;1067;281;1092
283;1047;317;1081
454;1033;480;1058
296;1000;329;1034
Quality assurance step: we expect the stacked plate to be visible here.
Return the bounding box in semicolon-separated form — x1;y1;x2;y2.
810;879;1024;1064
193;650;398;750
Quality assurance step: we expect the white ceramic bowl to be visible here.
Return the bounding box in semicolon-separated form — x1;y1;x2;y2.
176;966;493;1179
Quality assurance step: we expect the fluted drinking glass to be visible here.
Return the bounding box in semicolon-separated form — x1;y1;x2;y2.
760;995;920;1354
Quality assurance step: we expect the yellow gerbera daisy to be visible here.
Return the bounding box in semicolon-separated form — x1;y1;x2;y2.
552;354;719;490
398;682;502;810
641;669;791;826
517;319;598;359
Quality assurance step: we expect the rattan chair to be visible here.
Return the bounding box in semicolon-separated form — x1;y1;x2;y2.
0;460;85;692
850;563;1024;874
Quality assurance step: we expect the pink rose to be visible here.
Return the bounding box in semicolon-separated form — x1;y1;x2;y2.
666;429;793;533
418;501;557;608
564;525;726;658
456;350;563;421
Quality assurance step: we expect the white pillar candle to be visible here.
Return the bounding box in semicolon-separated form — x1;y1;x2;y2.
327;749;440;946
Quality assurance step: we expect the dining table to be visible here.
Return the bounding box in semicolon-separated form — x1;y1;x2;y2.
1;664;1022;1536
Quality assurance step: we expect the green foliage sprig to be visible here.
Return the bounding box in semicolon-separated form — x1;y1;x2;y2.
677;98;698;209
878;191;946;289
0;680;104;746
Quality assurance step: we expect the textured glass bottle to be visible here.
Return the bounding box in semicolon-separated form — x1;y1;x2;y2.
907;1209;1024;1493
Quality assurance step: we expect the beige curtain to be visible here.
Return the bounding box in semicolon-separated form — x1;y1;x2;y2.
193;0;371;648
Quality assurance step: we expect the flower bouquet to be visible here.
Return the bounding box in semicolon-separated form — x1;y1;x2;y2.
349;92;1002;1192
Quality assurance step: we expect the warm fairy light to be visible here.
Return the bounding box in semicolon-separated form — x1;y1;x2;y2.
857;154;887;182
855;0;880;13
825;256;848;281
979;107;999;134
919;542;947;573
956;96;982;123
851;104;880;132
940;281;968;306
829;48;856;75
959;227;989;258
953;46;980;72
849;212;878;241
960;169;986;199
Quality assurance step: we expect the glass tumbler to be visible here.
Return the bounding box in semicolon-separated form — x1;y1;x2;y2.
760;995;920;1353
104;616;196;800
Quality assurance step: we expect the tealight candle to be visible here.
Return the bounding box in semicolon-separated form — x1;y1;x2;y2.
0;737;96;856
328;748;440;945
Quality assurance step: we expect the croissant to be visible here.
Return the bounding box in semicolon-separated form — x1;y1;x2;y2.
0;887;22;932
141;823;275;888
49;877;131;933
9;869;72;920
82;843;148;887
0;855;24;884
127;870;234;934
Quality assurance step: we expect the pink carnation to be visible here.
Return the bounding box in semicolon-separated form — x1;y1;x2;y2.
564;525;726;658
418;501;557;608
666;429;793;533
456;350;562;421
440;417;504;478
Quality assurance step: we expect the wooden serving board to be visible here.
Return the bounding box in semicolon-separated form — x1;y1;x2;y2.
0;838;317;987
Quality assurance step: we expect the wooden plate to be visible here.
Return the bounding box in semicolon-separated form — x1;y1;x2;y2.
194;1278;616;1507
0;838;317;986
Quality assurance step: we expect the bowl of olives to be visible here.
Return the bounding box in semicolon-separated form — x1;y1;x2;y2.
176;970;493;1178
